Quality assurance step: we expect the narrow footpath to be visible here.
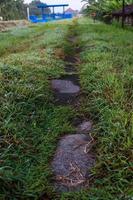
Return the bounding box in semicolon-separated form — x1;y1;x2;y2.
51;20;96;193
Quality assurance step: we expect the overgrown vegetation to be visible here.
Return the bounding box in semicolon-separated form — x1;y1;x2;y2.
0;18;133;199
78;18;133;200
0;0;26;20
0;21;76;199
83;0;133;22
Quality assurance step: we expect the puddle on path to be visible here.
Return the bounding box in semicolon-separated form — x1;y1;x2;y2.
52;134;95;192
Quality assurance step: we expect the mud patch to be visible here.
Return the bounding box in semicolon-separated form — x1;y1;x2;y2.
0;20;29;32
38;192;51;200
64;55;77;64
52;134;95;192
65;64;77;73
54;48;65;59
52;91;80;105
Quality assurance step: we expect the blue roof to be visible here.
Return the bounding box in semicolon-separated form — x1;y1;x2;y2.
37;3;69;8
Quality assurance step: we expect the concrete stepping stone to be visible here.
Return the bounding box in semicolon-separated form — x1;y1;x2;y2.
76;121;93;134
52;134;95;192
52;80;80;94
51;75;80;105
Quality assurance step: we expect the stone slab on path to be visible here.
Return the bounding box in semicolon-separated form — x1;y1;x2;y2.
76;121;93;134
52;134;95;192
52;80;80;94
51;75;80;105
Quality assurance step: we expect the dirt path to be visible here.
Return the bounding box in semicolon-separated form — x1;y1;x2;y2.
0;20;29;32
51;20;96;193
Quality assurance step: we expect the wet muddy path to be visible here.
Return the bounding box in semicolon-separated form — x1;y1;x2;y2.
51;21;96;193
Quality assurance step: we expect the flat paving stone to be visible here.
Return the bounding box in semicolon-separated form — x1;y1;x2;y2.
76;121;93;134
52;80;80;94
51;76;80;105
52;134;95;192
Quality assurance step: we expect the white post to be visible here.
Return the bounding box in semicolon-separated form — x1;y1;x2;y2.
27;7;30;21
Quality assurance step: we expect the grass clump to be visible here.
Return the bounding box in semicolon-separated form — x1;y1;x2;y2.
59;17;133;200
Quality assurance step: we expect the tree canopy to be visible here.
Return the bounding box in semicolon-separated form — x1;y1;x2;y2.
0;0;51;20
28;0;51;17
0;0;27;20
82;0;133;20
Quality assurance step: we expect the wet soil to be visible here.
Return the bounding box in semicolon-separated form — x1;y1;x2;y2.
38;192;52;200
64;64;77;73
64;55;77;64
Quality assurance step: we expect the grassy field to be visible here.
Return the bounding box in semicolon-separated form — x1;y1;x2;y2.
78;19;133;200
0;18;133;199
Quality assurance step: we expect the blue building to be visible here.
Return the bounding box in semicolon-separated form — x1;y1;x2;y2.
29;3;73;23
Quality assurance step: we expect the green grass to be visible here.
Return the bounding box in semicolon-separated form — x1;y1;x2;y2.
0;22;68;56
77;18;133;200
0;21;76;199
0;18;133;199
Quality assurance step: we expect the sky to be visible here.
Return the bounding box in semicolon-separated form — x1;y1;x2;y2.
24;0;85;11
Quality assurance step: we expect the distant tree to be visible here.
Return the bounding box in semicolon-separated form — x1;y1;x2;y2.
28;0;51;16
0;0;51;20
0;0;27;20
82;0;133;23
